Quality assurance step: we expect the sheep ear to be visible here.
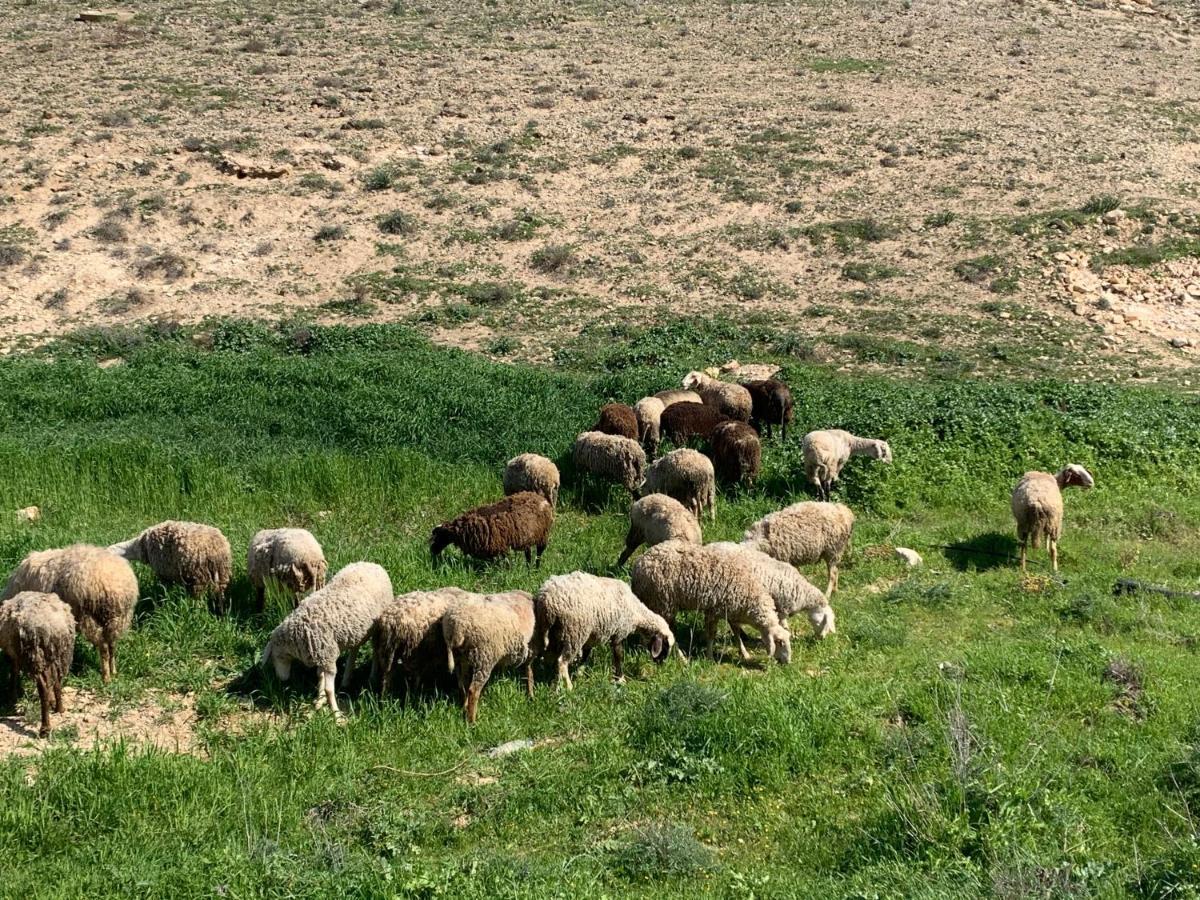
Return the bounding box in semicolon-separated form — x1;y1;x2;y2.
650;635;667;662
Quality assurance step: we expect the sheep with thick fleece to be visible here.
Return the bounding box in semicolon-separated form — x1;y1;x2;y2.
711;420;762;485
682;371;752;422
592;403;640;441
634;397;666;458
0;591;75;737
617;494;702;566
431;492;553;565
572;431;646;494
659;402;730;448
708;543;835;656
630;541;791;664
109;521;232;613
654;389;702;407
442;590;535;723
248;528;328;612
260;562;393;716
742;501;855;596
370;587;474;693
802;429;893;500
743;378;794;441
641;449;716;522
503;453;560;508
2;544;137;682
1011;465;1094;572
531;572;674;690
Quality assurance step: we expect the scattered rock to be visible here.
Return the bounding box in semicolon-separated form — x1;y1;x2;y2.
484;739;535;758
1102;209;1127;225
894;547;923;567
215;152;288;180
320;156;346;171
1170;337;1192;348
15;506;40;523
75;8;134;23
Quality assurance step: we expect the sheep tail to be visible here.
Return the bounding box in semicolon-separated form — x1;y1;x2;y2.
260;636;274;670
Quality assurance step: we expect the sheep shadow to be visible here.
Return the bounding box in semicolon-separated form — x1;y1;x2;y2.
944;532;1019;572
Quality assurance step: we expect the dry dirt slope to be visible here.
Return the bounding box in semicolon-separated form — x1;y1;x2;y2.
0;0;1198;380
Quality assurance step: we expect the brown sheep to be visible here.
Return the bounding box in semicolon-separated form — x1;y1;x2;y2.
744;379;794;441
431;492;553;566
0;591;75;737
711;421;762;485
109;521;232;614
592;403;639;441
660;402;731;448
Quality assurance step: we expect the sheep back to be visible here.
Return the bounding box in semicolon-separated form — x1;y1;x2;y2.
116;521;232;598
711;421;762;484
633;397;666;455
742;502;855;567
533;571;672;659
592;403;640;441
248;528;328;596
653;389;702;407
642;449;716;520
442;590;535;678
0;591;76;684
682;372;753;422
572;432;646;493
744;379;794;437
627;494;702;549
1011;472;1064;545
503;454;561;508
659;402;730;447
431;492;554;561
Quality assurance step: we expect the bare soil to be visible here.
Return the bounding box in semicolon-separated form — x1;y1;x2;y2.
1;0;1198;380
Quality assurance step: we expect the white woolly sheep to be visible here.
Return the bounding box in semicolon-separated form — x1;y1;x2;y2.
742;501;855;597
109;521;232;614
1011;465;1094;572
248;528;328;612
442;590;535;724
630;541;791;664
503;453;561;508
370;586;474;693
2;544;138;683
0;591;75;737
634;397;666;458
653;389;702;407
573;431;646;494
641;449;716;521
531;571;674;690
260;561;393;717
617;494;702;566
802;429;893;500
708;542;835;656
681;371;752;422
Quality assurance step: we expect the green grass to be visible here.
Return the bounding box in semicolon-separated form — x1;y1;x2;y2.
3;320;1200;895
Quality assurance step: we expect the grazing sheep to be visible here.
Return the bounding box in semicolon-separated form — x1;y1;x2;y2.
654;389;702;407
371;587;474;693
503;453;560;508
682;371;752;422
109;521;232;614
442;590;535;723
2;544;138;683
709;543;834;656
742;501;855;596
630;541;791;664
248;528;328;612
260;562;393;716
572;431;646;494
531;572;674;690
0;591;75;737
618;494;702;566
659;402;730;448
592;403;639;441
431;492;554;566
711;420;762;485
642;449;716;522
1011;465;1094;572
634;397;666;458
744;379;794;440
802;429;893;500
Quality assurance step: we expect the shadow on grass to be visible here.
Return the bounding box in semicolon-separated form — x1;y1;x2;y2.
943;532;1019;571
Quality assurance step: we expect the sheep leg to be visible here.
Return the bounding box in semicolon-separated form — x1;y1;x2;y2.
254;584;266;613
524;547;533;566
611;638;625;683
36;676;52;738
465;679;485;725
1019;540;1028;573
322;670;343;719
703;615;722;660
730;624;753;661
53;679;64;713
524;660;535;699
556;656;574;692
341;643;361;690
1050;540;1059;573
7;665;20;702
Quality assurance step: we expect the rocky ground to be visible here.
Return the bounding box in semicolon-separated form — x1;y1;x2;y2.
0;0;1198;382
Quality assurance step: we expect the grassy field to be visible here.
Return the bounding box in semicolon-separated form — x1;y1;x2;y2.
2;321;1200;896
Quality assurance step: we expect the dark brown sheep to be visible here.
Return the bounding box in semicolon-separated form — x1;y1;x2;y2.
744;379;794;440
431;492;553;566
592;403;639;441
660;402;731;448
711;421;762;485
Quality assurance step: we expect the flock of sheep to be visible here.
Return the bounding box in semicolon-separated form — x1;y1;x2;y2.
0;369;1094;734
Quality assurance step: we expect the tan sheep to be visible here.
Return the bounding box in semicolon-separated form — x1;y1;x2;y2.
248;528;328;612
503;453;561;508
634;397;666;458
802;429;892;500
641;449;716;521
371;587;475;693
442;590;535;723
681;371;752;422
1011;465;1094;572
653;389;702;407
572;431;646;494
617;494;702;566
742;501;855;596
2;544;138;682
109;521;232;614
0;591;75;737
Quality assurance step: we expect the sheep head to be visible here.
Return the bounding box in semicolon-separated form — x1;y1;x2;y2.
641;615;675;662
429;524;457;559
681;371;705;390
767;624;792;664
1056;464;1094;490
808;605;836;639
